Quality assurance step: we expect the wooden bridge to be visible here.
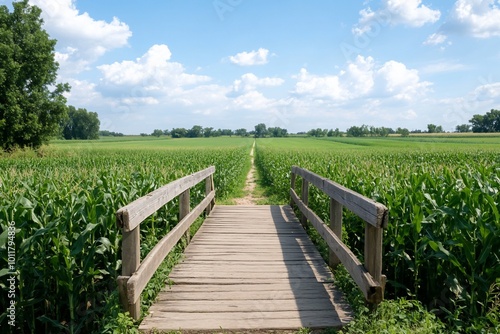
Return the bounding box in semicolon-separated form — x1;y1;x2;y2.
116;166;388;332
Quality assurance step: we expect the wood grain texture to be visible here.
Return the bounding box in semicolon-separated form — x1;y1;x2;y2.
139;205;352;332
290;189;383;303
127;191;215;304
291;166;388;228
117;166;215;231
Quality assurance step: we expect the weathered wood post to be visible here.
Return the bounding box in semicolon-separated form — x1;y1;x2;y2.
329;198;342;269
290;172;296;207
118;226;141;319
205;174;214;215
179;189;191;243
365;223;384;303
300;178;309;228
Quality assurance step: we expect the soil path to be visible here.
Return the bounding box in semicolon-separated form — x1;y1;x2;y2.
234;141;263;205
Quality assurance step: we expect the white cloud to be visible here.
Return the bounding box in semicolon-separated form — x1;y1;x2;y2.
444;0;500;38
294;55;431;102
233;91;275;110
377;61;432;100
473;82;500;99
29;0;132;74
295;68;346;100
354;0;441;35
424;32;448;45
295;56;377;101
232;73;284;93
97;45;211;92
229;48;270;66
421;61;466;74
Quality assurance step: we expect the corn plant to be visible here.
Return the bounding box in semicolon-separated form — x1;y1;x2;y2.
255;137;500;332
0;139;252;333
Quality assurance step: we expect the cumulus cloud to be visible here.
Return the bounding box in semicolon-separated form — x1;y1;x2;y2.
295;69;346;100
294;56;431;102
420;61;466;74
229;48;270;66
424;32;448;45
29;0;132;74
353;0;441;35
443;0;500;38
97;45;211;93
233;91;276;110
232;73;284;93
377;61;432;100
473;82;500;99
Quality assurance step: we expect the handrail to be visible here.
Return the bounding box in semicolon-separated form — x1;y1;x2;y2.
116;166;216;319
290;166;388;304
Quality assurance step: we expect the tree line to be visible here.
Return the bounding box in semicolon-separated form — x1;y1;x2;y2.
144;123;289;138
1;1;499;151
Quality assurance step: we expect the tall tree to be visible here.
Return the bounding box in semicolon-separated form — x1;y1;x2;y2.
470;109;500;133
254;123;267;138
171;127;187;138
427;124;444;133
187;125;203;138
203;127;213;137
455;124;471;133
0;1;69;151
427;124;437;133
62;106;100;139
151;129;163;137
235;128;248;137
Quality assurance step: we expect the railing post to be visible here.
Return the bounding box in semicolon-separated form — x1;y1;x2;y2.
290;172;296;207
329;198;342;269
300;178;309;228
205;174;214;215
365;224;384;302
118;227;141;319
179;189;191;243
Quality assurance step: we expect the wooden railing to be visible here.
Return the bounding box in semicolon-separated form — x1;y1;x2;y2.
116;166;216;319
290;166;388;304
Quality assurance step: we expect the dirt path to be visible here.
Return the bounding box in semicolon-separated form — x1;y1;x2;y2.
234;141;263;205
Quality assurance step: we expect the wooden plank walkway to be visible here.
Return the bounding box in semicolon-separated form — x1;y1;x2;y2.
139;205;352;332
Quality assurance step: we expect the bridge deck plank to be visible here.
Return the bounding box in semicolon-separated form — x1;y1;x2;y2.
139;205;351;332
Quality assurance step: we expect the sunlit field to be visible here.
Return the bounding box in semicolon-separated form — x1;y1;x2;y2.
255;136;500;332
1;135;499;333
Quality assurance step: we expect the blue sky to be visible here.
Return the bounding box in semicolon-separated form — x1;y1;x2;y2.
17;1;500;134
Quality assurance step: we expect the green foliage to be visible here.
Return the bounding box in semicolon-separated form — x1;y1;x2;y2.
427;124;444;133
345;125;393;137
186;125;203;138
396;127;410;137
470;109;500;133
151;129;163;137
267;126;288;137
62;106;100;140
254;123;267;138
0;0;69;151
308;128;328;137
255;137;500;332
327;128;342;137
339;298;445;334
456;124;471;133
0;138;252;333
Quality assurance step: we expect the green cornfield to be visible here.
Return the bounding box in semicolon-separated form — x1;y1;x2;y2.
1;135;499;333
0;137;252;333
255;137;500;332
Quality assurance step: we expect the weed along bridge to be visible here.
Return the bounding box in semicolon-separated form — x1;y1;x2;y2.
116;166;388;332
